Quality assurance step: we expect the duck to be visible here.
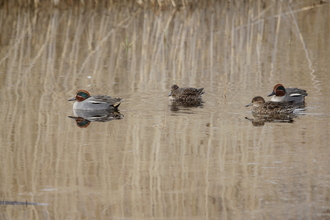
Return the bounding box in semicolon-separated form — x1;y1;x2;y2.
245;96;294;114
268;84;308;104
168;84;204;101
68;90;122;110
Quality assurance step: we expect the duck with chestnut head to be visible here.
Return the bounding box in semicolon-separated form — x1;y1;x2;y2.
68;90;122;110
268;84;307;104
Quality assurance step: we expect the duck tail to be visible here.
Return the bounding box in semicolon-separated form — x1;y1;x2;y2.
113;102;121;109
198;88;205;95
112;97;122;109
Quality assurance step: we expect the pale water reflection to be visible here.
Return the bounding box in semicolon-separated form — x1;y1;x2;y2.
0;1;330;219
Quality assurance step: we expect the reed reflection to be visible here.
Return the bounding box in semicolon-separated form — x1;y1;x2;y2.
0;0;329;219
0;201;49;206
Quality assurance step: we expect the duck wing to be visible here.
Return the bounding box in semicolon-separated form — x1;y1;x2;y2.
264;101;294;113
287;88;308;97
88;95;122;107
180;87;204;96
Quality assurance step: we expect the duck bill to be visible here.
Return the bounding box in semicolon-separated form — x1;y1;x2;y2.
267;91;275;97
245;103;252;107
168;92;172;96
68;97;77;101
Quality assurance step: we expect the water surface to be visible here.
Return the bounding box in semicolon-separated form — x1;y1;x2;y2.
0;1;330;219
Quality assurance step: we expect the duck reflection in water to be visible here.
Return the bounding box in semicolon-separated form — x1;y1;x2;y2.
68;109;124;128
245;114;296;126
169;100;204;112
245;96;298;126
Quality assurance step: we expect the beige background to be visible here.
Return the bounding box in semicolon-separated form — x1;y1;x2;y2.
0;0;329;219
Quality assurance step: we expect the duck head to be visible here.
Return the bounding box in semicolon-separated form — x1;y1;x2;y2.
168;84;179;96
68;90;91;102
245;96;265;107
268;84;286;97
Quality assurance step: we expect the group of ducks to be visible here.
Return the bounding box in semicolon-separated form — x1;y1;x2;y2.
246;84;308;114
68;83;308;115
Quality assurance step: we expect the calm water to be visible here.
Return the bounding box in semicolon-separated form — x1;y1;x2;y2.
0;1;330;219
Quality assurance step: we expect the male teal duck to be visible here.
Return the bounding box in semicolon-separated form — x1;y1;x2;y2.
68;90;122;110
268;84;307;104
